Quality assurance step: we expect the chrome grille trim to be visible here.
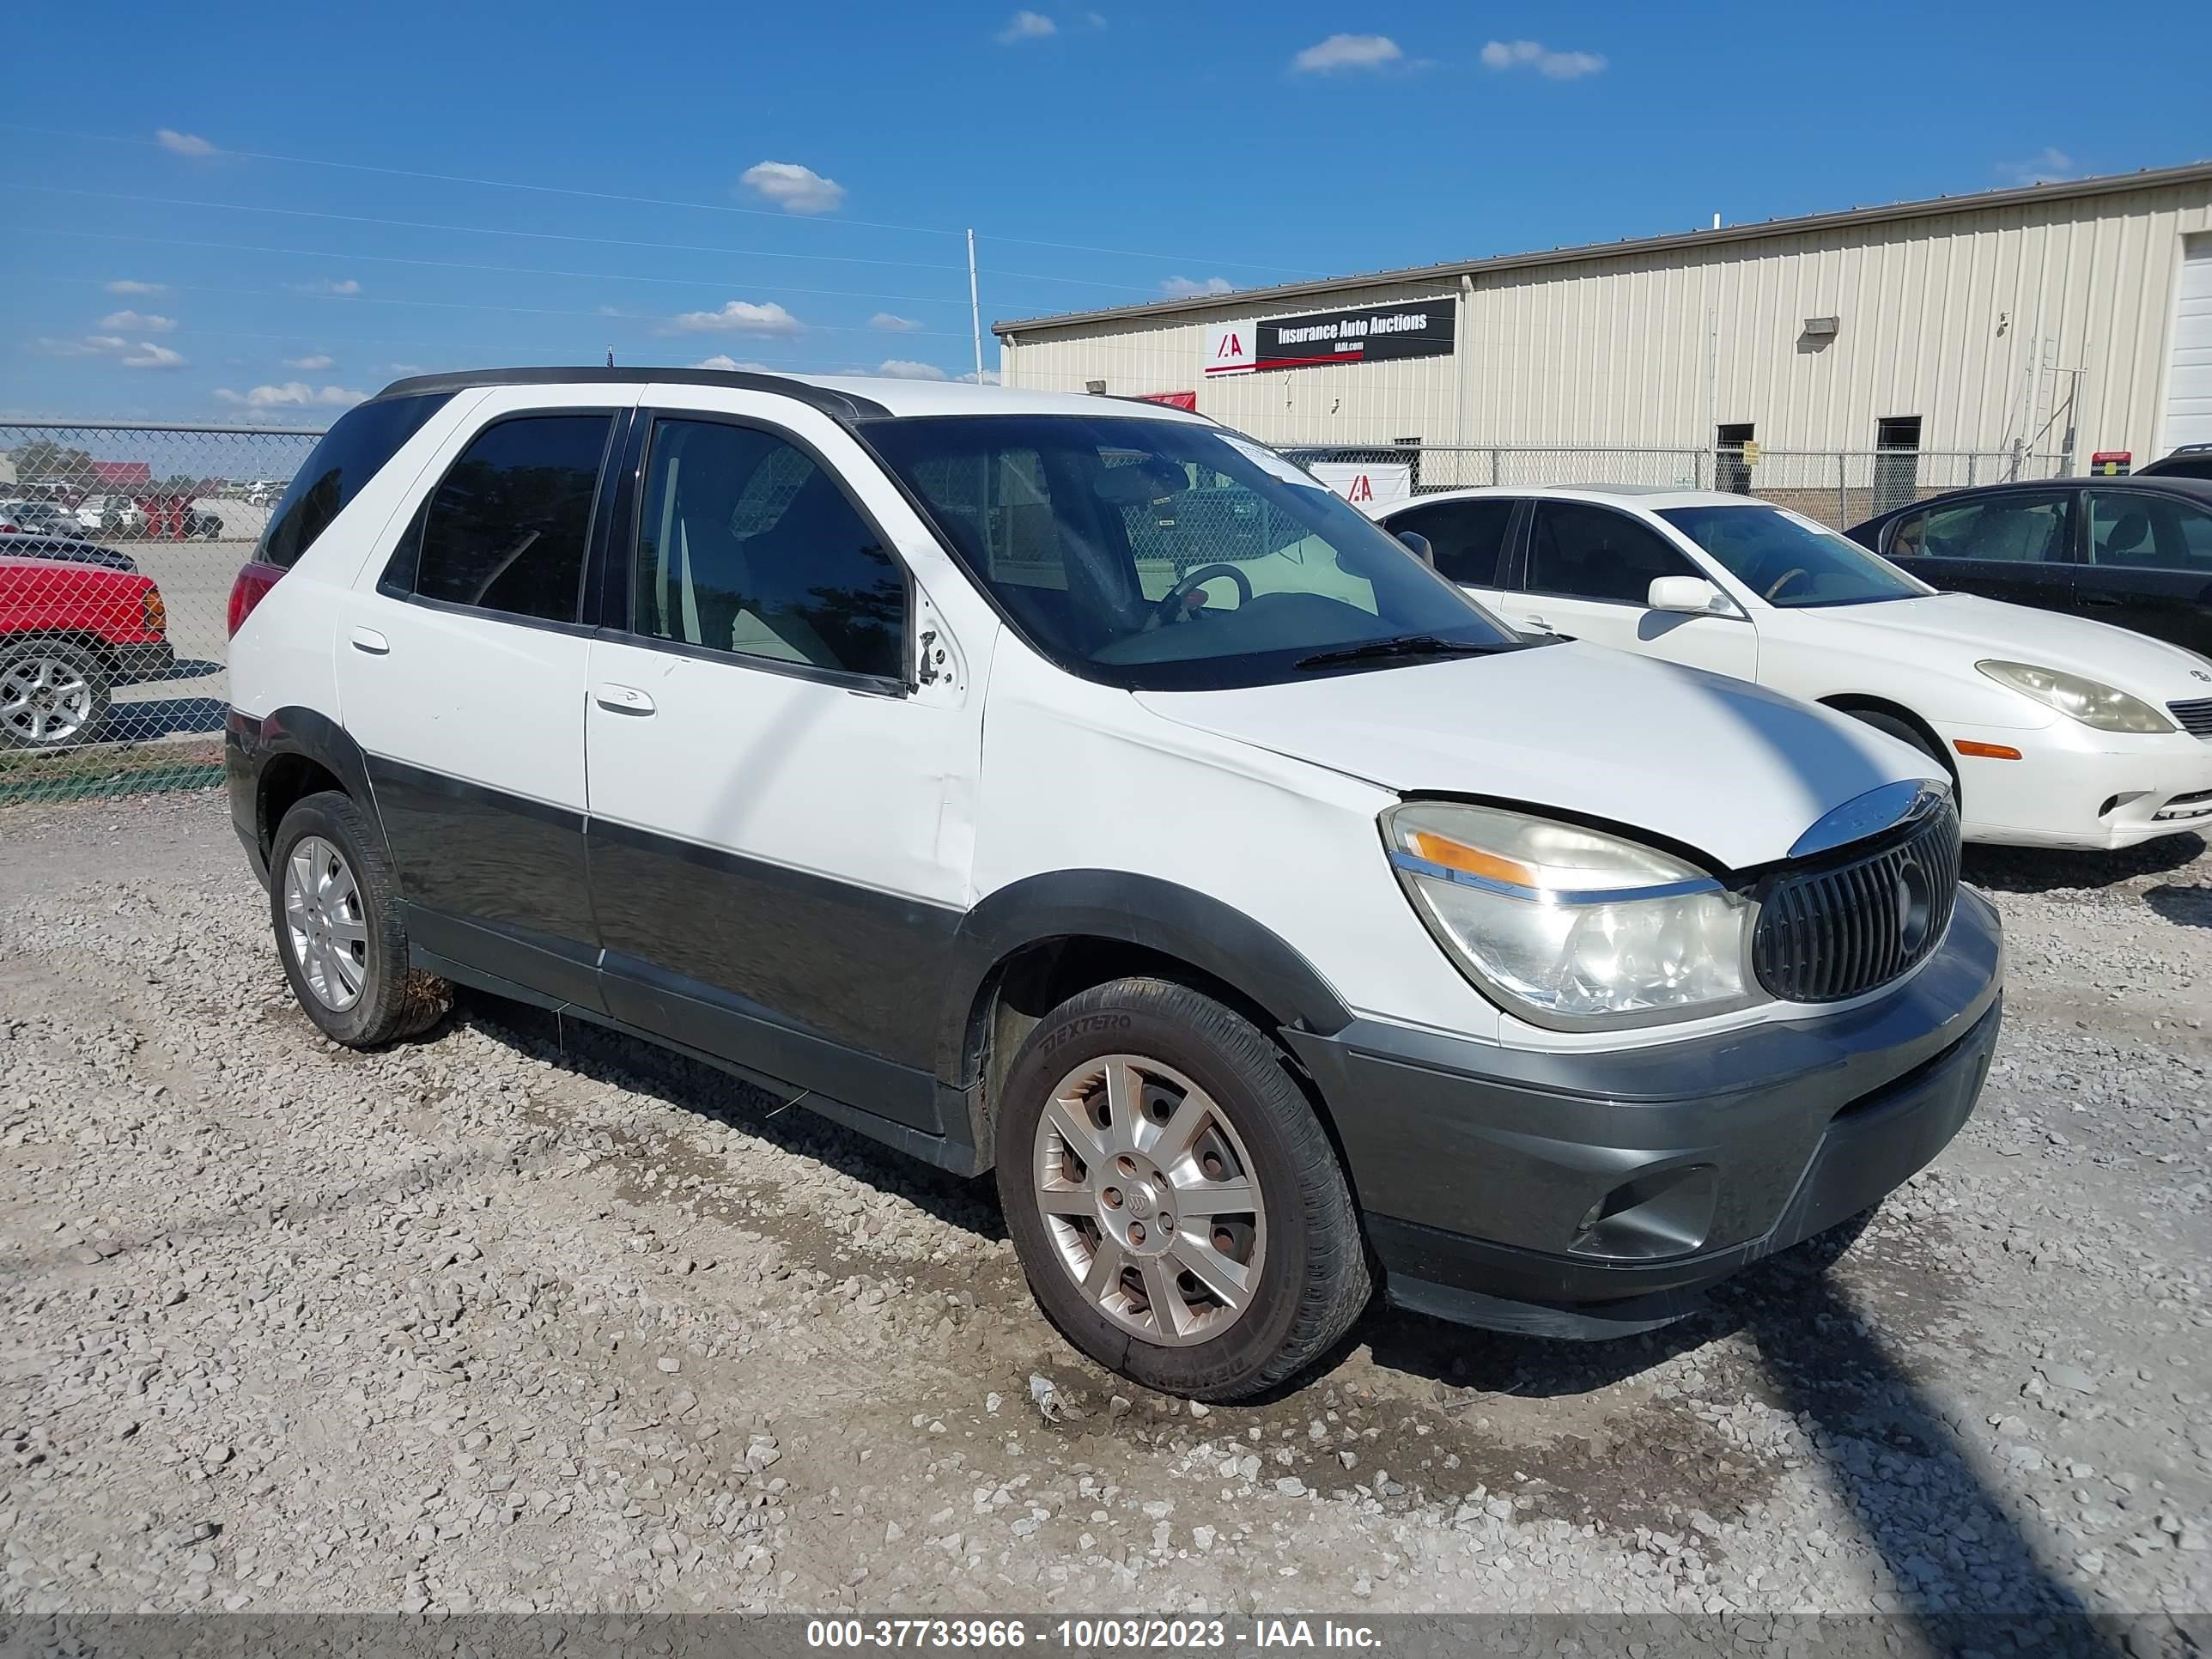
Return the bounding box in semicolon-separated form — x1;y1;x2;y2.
2168;696;2212;738
1752;799;1962;1004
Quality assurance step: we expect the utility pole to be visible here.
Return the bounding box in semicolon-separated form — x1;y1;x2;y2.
967;229;985;384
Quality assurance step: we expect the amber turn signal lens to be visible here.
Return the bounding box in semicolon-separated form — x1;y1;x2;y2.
1407;830;1538;887
1953;739;2022;760
142;589;167;633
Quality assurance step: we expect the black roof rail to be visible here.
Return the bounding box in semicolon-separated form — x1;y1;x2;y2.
370;366;891;420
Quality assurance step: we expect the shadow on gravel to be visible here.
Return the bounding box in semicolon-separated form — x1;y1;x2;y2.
1962;831;2203;896
459;993;1007;1247
2143;882;2212;929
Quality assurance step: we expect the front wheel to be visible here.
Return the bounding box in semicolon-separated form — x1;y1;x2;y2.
995;977;1370;1401
270;791;449;1047
0;641;111;750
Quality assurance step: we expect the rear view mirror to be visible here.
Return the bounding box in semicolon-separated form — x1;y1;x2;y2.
1396;530;1434;568
1648;575;1728;614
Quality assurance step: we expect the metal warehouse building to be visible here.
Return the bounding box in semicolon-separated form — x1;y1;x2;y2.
994;161;2212;514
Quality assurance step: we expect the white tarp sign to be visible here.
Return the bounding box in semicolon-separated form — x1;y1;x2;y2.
1308;462;1413;515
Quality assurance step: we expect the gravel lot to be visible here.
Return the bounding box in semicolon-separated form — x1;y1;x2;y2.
3;793;2208;1631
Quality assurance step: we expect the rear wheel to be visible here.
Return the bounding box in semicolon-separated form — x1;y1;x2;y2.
0;641;111;750
270;791;448;1047
995;977;1370;1401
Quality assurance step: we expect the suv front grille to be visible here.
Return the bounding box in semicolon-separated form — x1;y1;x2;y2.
2169;697;2212;738
1752;799;1961;1003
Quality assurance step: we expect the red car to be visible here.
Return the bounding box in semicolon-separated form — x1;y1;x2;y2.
0;553;173;749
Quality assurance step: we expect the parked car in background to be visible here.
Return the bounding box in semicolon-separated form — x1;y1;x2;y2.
1;500;89;538
227;368;2002;1401
185;502;226;539
1379;484;2212;848
0;553;173;748
74;495;146;538
2138;443;2212;482
1847;477;2212;659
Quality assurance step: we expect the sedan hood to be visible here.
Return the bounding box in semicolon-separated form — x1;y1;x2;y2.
1808;592;2212;691
1135;641;1938;871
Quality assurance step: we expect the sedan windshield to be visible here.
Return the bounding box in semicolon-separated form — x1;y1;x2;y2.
862;415;1517;689
1658;504;1930;608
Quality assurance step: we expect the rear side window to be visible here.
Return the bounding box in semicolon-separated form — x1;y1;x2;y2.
256;392;452;568
1894;493;2071;562
1389;498;1515;586
390;414;612;623
1525;501;1698;604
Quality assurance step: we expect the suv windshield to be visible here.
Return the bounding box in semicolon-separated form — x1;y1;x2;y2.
1657;503;1929;608
863;415;1516;689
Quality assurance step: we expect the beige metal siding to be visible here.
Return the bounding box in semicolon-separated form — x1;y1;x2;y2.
1001;180;2212;460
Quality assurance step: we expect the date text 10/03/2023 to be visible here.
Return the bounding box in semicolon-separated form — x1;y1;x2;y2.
805;1619;1384;1650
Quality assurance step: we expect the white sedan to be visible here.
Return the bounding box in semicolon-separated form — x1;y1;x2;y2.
1376;484;2212;849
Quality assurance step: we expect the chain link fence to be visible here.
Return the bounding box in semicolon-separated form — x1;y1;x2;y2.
1;422;325;804
0;419;2070;806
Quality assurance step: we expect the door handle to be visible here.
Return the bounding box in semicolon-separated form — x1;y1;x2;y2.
593;683;656;716
349;627;390;655
2080;593;2122;607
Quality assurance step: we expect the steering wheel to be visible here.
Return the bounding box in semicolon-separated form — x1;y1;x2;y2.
1765;567;1809;602
1155;562;1253;624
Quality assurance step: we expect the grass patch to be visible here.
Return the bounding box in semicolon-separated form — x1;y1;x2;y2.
0;738;224;807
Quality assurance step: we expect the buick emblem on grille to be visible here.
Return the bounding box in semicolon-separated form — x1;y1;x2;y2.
2194;669;2212;682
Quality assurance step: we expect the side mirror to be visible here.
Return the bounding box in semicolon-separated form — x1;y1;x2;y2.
1648;574;1729;614
1396;530;1434;568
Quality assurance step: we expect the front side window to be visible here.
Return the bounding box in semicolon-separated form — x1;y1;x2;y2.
1524;501;1699;605
862;415;1515;690
633;419;905;681
257;391;453;568
399;414;611;623
1658;504;1929;607
2087;490;2212;571
1893;492;2072;564
1388;498;1516;586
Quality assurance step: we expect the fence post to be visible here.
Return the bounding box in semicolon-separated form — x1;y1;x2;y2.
1837;453;1847;527
1489;447;1500;486
1966;453;1977;488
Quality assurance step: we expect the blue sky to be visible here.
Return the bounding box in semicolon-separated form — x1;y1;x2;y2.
5;0;2209;423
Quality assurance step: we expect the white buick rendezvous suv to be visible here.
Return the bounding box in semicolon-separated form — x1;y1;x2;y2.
225;369;2002;1401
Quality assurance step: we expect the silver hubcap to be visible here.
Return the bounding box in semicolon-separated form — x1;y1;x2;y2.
0;655;94;745
1032;1054;1266;1346
283;836;368;1012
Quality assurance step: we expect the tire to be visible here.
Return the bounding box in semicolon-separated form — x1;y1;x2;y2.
994;977;1371;1401
0;640;112;750
269;791;450;1048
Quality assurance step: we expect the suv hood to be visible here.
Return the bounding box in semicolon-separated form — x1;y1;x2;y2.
1798;592;2212;691
1135;641;1937;872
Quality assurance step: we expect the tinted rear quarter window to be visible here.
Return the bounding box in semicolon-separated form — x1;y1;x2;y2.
1389;498;1515;585
1526;501;1697;603
256;392;453;568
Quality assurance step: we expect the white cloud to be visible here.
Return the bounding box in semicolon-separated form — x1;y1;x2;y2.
1998;147;2074;185
289;277;362;295
1161;276;1233;298
1291;33;1401;73
1480;39;1606;79
692;355;774;371
1082;10;1107;25
876;359;951;380
106;279;166;295
995;9;1056;42
121;342;185;369
870;312;923;332
738;161;846;216
284;354;335;370
155;128;216;157
100;310;176;332
216;382;367;410
958;368;1000;385
36;333;185;368
669;300;804;335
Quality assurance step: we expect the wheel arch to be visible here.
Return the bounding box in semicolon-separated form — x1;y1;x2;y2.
230;704;396;872
1817;693;1960;796
939;872;1355;1171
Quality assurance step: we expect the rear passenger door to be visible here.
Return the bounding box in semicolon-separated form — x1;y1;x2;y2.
336;389;631;1008
2075;489;2212;655
1513;498;1758;679
582;401;988;1134
1881;490;2078;617
1382;496;1518;609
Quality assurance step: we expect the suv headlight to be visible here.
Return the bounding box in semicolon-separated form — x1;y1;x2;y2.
1976;660;2173;734
1383;802;1760;1028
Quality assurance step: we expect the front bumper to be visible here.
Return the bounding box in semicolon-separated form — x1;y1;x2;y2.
1949;721;2212;848
110;641;175;684
1284;889;2002;1338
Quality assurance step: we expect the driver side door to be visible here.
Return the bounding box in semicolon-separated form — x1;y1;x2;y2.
1510;500;1758;680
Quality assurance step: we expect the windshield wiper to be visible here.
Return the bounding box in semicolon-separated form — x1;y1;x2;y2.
1295;635;1504;671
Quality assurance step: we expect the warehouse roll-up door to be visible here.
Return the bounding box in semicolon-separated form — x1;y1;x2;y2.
2163;234;2212;451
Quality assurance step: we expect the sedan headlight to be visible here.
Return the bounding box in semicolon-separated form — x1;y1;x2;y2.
1976;659;2173;734
1383;802;1760;1028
